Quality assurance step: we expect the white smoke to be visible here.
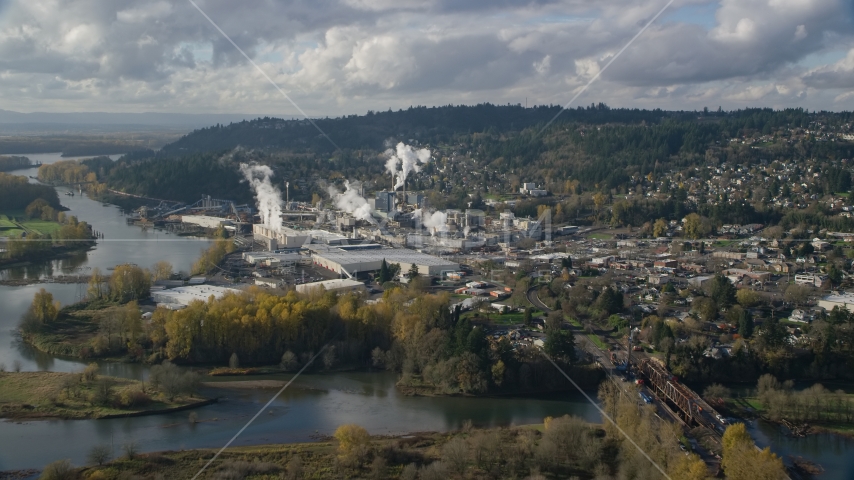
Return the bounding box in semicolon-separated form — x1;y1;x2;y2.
328;181;377;225
422;210;448;236
463;226;471;237
239;163;282;231
384;142;431;191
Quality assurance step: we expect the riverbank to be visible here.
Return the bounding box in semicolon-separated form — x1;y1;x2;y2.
0;242;95;272
0;274;91;287
22;422;598;480
728;395;854;439
0;372;209;420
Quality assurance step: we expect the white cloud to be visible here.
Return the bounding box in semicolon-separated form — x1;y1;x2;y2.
0;0;850;114
794;24;807;41
533;55;551;75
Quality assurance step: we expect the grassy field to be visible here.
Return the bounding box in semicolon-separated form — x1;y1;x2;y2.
22;305;105;358
0;372;206;420
0;212;62;237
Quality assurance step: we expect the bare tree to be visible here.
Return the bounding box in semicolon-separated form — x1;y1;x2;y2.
370;456;387;480
322;345;336;370
87;445;111;466
123;441;138;460
441;437;469;474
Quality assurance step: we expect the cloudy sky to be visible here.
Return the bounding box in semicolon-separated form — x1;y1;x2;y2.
1;0;853;116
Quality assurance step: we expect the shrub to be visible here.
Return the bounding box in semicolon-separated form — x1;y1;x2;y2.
213;460;279;480
280;350;298;371
117;387;151;408
334;424;371;466
83;363;99;382
39;459;74;480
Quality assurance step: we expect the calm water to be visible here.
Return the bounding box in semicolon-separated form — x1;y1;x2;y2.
0;153;212;372
0;154;852;477
749;420;854;479
0;372;600;471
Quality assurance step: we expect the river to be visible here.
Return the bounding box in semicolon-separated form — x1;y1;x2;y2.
0;153;852;478
0;154;602;473
1;153;213;373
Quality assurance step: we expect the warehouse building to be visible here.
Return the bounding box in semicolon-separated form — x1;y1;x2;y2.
181;215;234;229
295;278;366;295
253;224;349;250
309;244;459;277
818;292;854;313
242;251;305;266
152;285;242;308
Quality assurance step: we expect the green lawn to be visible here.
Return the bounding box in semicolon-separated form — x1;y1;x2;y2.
0;213;62;237
20;219;62;235
566;318;583;328
0;214;25;237
587;334;608;349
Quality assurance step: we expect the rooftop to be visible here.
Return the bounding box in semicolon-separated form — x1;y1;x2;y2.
309;245;456;267
821;293;854;304
152;285;242;306
295;278;365;293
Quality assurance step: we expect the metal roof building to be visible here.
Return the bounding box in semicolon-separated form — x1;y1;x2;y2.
295;278;366;295
819;292;854;313
152;285;242;308
308;245;459;277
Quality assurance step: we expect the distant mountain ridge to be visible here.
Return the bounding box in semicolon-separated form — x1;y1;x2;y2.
0;109;296;131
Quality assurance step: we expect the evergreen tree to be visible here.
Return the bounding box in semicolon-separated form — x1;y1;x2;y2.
408;263;419;279
378;259;390;283
710;275;736;307
544;329;575;362
738;309;754;339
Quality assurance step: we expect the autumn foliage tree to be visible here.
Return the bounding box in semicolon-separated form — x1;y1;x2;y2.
721;423;786;480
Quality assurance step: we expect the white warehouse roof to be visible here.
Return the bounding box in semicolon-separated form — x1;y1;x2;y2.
295;278;366;295
309;245;459;276
152;285;242;307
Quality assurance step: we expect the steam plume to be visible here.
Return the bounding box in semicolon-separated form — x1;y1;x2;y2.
384;142;431;191
421;210;448;236
239;163;282;231
328;181;377;225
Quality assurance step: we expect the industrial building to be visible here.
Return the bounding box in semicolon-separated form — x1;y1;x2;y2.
308;244;459;277
253;224;349;250
818;292;854;313
152;285;242;308
242;251;305;266
295;278;366;295
181;215;234;230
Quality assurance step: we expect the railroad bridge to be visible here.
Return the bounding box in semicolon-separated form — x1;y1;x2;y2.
637;358;719;430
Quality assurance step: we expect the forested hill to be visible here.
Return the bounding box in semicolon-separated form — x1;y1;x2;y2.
70;104;854;213
158;104;703;155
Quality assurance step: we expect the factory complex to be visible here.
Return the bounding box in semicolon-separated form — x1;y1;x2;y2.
308;244;459;277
